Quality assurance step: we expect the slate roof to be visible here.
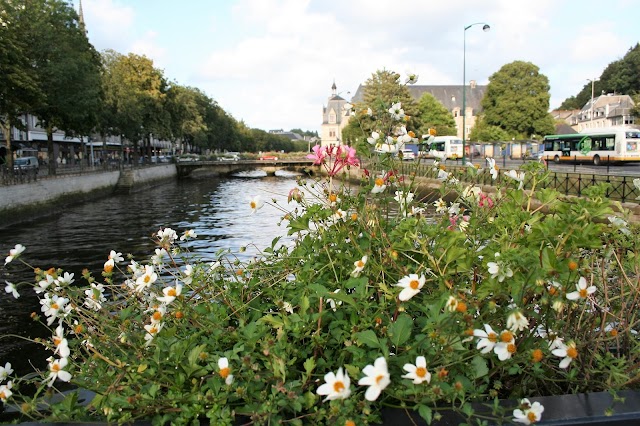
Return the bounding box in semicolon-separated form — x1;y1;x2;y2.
350;84;487;113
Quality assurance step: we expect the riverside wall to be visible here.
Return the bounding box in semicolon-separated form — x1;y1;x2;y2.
0;164;177;229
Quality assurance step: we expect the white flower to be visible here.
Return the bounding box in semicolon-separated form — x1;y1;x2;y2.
473;324;499;354
326;289;343;311
566;277;596;300
367;131;381;145
4;244;25;265
402;356;431;384
352;255;368;276
108;250;124;263
505;170;525;189
156;228;178;246
56;272;75;287
182;264;194;285
507;311;529;332
52;324;70;359
249;195;265;214
513;398;544;425
358;356;390;401
552;341;578;369
218;357;234;385
157;283;182;305
0;362;13;381
180;229;197;241
84;283;106;311
448;202;461;216
144;322;164;345
4;281;19;299
317;367;351;401
494;331;517;361
395;274;425;301
371;177;387;194
388;102;405;120
487;260;513;283
282;301;294;314
40;294;71;326
151;248;168;265
394;191;414;211
437;169;450;181
0;382;12;402
486;157;498;179
135;265;158;293
35;274;55;294
433;198;447;214
47;356;72;387
405;73;418;85
608;216;631;235
366;107;373;116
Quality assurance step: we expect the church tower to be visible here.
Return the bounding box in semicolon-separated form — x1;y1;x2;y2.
320;81;351;148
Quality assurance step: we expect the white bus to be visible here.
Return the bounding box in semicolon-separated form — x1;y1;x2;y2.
542;128;640;166
425;136;463;159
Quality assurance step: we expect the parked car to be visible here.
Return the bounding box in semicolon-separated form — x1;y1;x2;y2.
13;156;39;173
397;149;415;161
259;155;278;160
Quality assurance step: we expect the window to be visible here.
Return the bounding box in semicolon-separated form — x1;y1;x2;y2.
329;112;336;124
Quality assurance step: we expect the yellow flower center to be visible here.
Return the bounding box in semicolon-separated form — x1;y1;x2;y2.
333;380;345;392
51;363;60;372
53;337;62;346
527;411;537;423
567;346;578;359
74;324;84;334
507;343;517;354
532;349;543;362
487;332;498;343
0;391;6;399
167;288;177;297
375;374;385;384
219;367;230;379
345;421;356;426
51;303;59;310
351;213;358;221
409;279;420;290
250;201;257;209
104;264;113;273
329;194;337;203
152;312;163;321
356;261;364;268
579;288;588;298
375;178;384;186
144;275;151;283
500;331;514;343
415;366;427;378
149;326;158;334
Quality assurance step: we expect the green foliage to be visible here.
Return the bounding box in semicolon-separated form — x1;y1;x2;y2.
468;115;511;142
416;92;457;136
482;61;556;139
3;70;640;426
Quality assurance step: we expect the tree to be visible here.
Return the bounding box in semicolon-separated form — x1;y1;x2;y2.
25;0;103;174
101;50;167;164
468;115;510;142
415;92;457;136
165;84;208;154
481;61;555;139
0;0;42;167
343;69;420;144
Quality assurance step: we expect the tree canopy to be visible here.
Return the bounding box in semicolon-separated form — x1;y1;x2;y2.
478;60;555;140
415;92;457;136
558;43;640;110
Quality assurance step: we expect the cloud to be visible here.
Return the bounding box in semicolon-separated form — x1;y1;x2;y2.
82;0;135;53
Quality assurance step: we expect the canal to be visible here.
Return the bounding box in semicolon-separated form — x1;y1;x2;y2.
0;173;300;375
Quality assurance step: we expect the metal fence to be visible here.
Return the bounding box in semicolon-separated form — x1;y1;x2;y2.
396;161;640;204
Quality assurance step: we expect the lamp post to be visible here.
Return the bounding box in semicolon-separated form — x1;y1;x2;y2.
462;22;490;164
587;78;598;127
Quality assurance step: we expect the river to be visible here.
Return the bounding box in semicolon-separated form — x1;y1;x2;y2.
0;172;302;375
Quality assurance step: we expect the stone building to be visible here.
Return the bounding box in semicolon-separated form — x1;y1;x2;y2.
320;82;352;147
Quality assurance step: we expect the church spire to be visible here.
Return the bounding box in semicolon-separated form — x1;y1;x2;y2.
78;0;86;33
331;80;337;96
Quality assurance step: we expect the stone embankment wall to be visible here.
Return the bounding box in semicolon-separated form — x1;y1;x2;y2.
0;165;176;228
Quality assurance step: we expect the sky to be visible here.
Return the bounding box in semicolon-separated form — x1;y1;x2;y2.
74;0;639;134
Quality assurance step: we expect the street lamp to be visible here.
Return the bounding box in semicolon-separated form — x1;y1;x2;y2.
587;78;598;127
462;22;490;165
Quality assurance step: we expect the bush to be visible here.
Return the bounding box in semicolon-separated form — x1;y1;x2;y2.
2;73;639;425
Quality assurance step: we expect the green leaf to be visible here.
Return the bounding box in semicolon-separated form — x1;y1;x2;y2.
303;357;315;377
355;330;381;349
187;344;207;367
388;314;413;347
471;355;489;379
418;405;433;424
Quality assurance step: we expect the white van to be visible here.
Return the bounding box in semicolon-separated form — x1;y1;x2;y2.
13;156;39;173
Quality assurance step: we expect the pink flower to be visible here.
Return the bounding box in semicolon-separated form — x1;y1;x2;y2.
307;145;327;165
479;193;494;208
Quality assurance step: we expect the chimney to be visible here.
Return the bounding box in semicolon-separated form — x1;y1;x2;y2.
470;80;477;89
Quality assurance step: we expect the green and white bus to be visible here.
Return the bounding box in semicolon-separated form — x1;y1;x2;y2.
542;128;640;166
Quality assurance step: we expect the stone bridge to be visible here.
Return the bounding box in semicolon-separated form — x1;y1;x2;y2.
175;159;317;178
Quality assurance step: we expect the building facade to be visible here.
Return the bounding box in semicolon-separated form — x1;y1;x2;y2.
320;82;352;147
